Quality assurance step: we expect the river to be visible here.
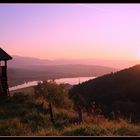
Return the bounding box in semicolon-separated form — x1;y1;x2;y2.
9;76;96;91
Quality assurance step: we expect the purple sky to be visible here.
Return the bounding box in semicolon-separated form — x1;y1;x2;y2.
1;4;140;60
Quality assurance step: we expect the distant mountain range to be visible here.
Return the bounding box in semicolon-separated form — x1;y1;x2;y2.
7;55;117;87
8;55;140;69
8;55;53;66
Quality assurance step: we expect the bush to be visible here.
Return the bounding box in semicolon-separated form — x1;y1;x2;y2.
34;80;73;109
0;118;31;136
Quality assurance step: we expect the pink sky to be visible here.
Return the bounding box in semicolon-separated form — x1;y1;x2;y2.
1;4;140;62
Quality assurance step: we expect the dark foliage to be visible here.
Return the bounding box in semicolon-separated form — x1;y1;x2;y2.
69;65;140;122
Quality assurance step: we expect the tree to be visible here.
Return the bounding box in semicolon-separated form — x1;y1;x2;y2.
34;80;72;123
69;91;86;123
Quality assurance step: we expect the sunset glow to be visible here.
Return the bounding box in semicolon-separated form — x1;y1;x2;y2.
0;4;140;62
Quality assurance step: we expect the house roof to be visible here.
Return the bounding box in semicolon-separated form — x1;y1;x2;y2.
0;48;12;60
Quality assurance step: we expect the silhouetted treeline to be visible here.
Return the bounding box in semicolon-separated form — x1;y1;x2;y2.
69;65;140;123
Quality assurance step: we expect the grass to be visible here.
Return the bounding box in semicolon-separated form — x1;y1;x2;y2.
0;92;76;136
0;91;140;136
63;119;140;136
10;86;35;96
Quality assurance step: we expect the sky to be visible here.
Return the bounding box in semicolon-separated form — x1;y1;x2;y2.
1;4;140;61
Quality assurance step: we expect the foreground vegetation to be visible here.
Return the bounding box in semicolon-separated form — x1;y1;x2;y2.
0;80;140;136
0;93;140;136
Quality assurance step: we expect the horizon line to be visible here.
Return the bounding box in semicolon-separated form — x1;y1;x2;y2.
11;54;140;62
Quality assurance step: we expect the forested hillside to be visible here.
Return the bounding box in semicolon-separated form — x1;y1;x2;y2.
69;65;140;123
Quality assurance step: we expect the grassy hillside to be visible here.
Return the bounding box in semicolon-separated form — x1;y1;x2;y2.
2;65;140;136
1;91;140;136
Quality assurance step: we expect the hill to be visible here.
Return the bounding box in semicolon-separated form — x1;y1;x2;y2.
1;91;140;136
9;55;140;69
8;55;139;69
8;64;116;87
69;64;140;123
8;55;53;66
1;80;140;136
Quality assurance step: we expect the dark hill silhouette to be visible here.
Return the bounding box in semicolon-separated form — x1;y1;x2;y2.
69;65;140;122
